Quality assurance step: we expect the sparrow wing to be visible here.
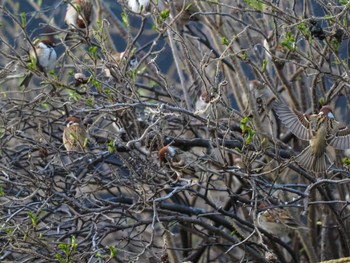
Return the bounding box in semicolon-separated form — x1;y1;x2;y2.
328;124;350;150
273;101;311;140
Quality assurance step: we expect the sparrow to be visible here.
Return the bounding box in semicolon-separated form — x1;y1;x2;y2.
274;102;350;173
104;50;138;78
263;30;299;67
194;91;230;119
257;207;304;236
158;145;196;180
20;39;57;87
74;72;88;86
127;0;150;13
63;116;88;153
65;0;95;29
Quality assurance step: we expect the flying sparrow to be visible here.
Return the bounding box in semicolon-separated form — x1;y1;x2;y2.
274;102;350;173
63;116;88;153
65;0;95;29
21;39;57;87
158;145;196;181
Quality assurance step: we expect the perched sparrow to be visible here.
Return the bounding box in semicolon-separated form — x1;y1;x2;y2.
104;50;138;78
158;145;196;180
21;39;57;87
128;0;150;13
74;72;88;86
274;102;350;173
65;0;95;29
263;30;299;67
63;116;88;153
194;91;229;119
257;207;304;236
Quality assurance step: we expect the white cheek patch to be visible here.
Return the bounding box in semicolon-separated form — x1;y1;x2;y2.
327;112;334;119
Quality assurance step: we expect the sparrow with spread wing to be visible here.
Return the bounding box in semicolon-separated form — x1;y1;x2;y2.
274;101;350;173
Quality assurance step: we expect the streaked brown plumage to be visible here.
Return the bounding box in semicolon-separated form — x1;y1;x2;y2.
158;145;196;178
63;116;87;153
258;208;304;236
274;102;350;173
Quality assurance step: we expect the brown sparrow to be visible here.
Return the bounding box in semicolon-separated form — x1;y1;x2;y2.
194;91;229;119
74;72;88;86
257;208;304;236
21;39;57;87
65;0;95;29
63;116;88;153
158;145;196;179
263;30;299;67
274;102;350;173
104;50;138;78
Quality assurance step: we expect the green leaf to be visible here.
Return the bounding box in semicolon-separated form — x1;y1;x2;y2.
339;0;348;4
241;51;247;61
107;141;115;152
121;12;129;28
319;98;325;106
41;103;50;110
0;126;6;139
86;97;94;107
343;158;350;165
91;78;101;91
331;38;340;51
20;12;26;28
68;90;81;101
281;32;296;51
109;246;117;258
160;9;170;20
244;0;263;11
245;128;255;145
89;46;98;60
83;138;88;148
297;22;309;36
221;37;229;46
240;117;249;133
27;212;39;228
185;3;193;10
261;59;267;72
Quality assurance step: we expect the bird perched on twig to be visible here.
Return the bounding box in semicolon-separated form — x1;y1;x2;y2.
274;101;350;173
20;39;57;87
65;0;95;29
257;207;306;236
63;116;88;153
194;91;230;120
158;145;196;181
104;50;138;78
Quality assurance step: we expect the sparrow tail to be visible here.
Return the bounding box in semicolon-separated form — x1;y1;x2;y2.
295;146;331;174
